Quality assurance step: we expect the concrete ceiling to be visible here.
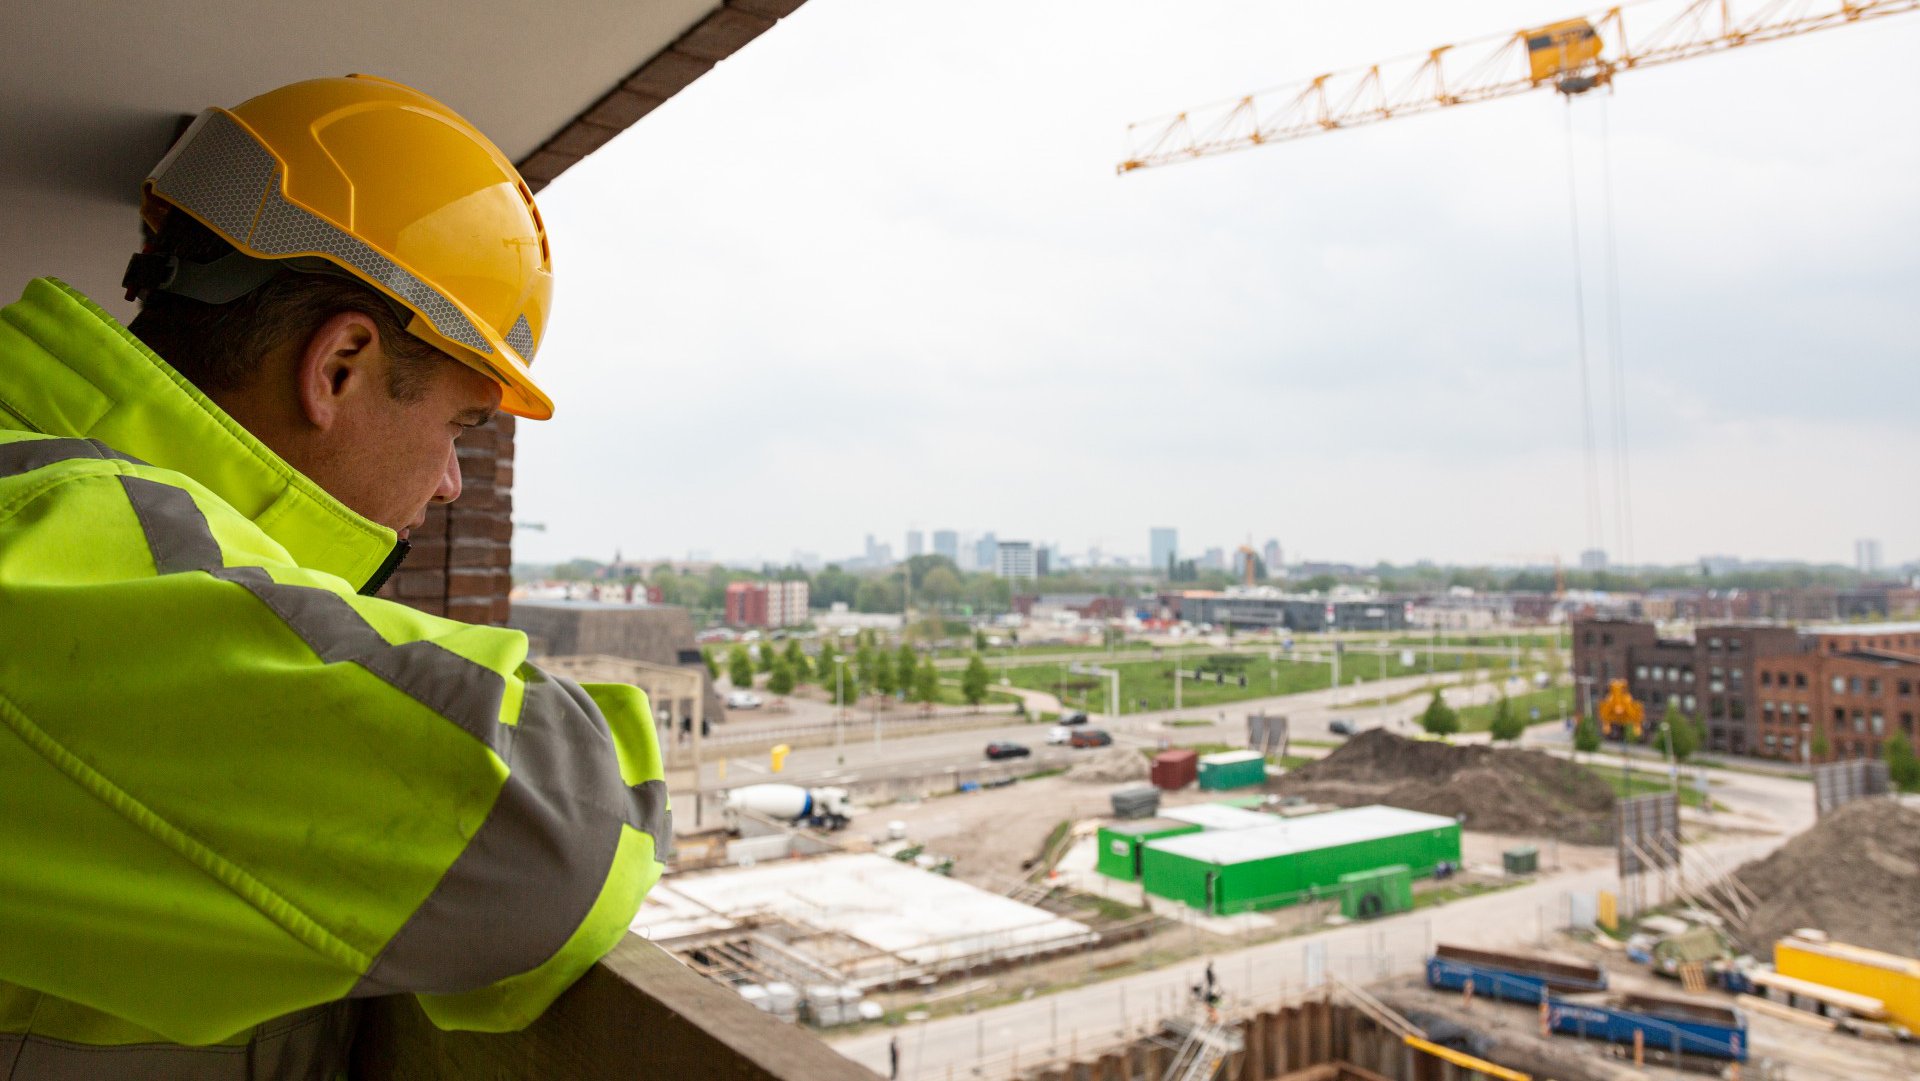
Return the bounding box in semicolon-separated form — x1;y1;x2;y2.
0;0;737;320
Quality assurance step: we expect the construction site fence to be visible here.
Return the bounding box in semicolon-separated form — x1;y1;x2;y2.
890;888;1598;1080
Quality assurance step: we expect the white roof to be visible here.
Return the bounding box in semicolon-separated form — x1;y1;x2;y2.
1809;621;1920;636
1146;805;1457;865
1160;803;1281;831
1199;750;1265;766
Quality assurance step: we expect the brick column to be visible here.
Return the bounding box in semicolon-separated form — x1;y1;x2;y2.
379;415;515;626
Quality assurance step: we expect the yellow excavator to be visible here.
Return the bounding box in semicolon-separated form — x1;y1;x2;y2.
1595;678;1647;742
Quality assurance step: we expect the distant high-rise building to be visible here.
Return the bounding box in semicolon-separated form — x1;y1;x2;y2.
1201;547;1226;572
974;532;998;572
864;534;895;566
1856;538;1884;575
906;529;924;558
1580;548;1608;572
1150;527;1178;574
1262;538;1283;575
1036;546;1053;578
995;540;1036;580
933;529;959;563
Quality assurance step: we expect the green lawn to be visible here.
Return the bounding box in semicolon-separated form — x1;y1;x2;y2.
1454;685;1575;732
998;651;1514;714
1587;765;1713;809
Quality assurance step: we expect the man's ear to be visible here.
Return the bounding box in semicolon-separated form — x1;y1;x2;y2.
295;311;383;431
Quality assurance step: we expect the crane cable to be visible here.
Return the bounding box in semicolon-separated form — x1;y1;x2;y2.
1599;95;1637;573
1563;100;1606;566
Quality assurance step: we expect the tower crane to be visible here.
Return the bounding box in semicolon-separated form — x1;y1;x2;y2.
1119;0;1917;172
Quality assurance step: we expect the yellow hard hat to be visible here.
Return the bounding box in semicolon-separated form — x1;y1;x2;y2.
140;74;556;419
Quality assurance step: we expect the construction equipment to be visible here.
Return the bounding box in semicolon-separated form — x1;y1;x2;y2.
1119;0;1919;172
1596;677;1646;741
1160;1007;1238;1081
722;784;854;832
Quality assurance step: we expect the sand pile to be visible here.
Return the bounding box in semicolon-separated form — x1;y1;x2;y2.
1272;730;1617;844
1734;799;1920;958
1066;746;1151;784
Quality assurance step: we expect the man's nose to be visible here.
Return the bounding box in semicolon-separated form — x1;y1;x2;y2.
433;443;463;504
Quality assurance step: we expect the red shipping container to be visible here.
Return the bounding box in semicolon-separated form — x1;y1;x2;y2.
1151;749;1198;790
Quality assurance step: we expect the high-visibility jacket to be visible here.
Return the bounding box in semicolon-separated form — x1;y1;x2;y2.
0;278;669;1078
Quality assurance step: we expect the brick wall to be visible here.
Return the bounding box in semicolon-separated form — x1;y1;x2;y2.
378;415;515;626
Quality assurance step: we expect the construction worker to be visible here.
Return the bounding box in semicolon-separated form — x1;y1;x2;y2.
0;76;667;1076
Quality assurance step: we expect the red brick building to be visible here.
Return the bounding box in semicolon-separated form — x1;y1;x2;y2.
1574;618;1920;763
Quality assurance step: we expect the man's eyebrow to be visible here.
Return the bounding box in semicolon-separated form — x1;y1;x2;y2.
454;406;497;426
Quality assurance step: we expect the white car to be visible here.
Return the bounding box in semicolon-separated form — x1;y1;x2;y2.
726;691;763;709
1045;725;1072;746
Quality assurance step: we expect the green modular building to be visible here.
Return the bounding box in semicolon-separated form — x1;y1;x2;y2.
1139;805;1461;915
1095;818;1203;881
1197;750;1268;790
1158;803;1280;831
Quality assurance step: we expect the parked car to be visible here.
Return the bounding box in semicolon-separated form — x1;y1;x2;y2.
1328;718;1354;735
1068;728;1112;749
985;741;1031;760
1045;726;1073;745
726;690;763;709
1060;711;1090;726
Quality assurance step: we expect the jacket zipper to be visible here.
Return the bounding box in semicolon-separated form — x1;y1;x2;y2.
359;539;411;596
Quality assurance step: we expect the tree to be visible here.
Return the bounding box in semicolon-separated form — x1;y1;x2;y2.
1664;710;1701;762
1573;713;1602;759
1420;690;1460;738
825;663;860;705
873;651;897;697
815;639;838;686
783;638;809;681
974;629;988;652
766;657;795;696
961;653;990;711
895;643;918;694
1811;729;1832;761
1488;695;1525;743
854;644;878;690
913;657;940;711
1884;732;1920;793
699;645;719;680
920;566;963;606
726;645;755;690
755;643;775;673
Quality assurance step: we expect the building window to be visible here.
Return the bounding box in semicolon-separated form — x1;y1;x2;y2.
1795;672;1807;688
1710;698;1725;719
1583;631;1594;645
1902;712;1915;734
1900;680;1913;696
1730;639;1743;653
1852;712;1865;733
1868;678;1882;696
1685;695;1697;711
1798;703;1809;718
1730;700;1745;720
1635;665;1648;680
1708;637;1722;651
1731;667;1744;687
1761;671;1773;686
1764;734;1776;748
1784;735;1796;750
1602;633;1613;646
1872;713;1885;735
1834;707;1846;725
1832;676;1847;694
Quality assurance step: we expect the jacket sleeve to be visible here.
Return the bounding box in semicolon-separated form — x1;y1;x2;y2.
0;462;668;1044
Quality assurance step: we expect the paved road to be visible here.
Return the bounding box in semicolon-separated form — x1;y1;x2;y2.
832;765;1816;1079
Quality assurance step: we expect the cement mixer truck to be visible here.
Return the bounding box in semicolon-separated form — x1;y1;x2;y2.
722;784;854;832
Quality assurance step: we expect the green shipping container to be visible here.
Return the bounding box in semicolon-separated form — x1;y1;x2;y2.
1338;864;1413;919
1095;819;1203;881
1197;750;1267;791
1502;846;1538;875
1139;805;1462;915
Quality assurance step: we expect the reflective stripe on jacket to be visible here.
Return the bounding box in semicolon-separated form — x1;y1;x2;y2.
0;278;668;1077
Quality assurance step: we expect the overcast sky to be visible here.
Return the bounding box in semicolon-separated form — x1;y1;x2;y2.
513;0;1920;570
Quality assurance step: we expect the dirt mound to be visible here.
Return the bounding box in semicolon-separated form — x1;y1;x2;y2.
1066;747;1151;784
1272;730;1617;844
1733;799;1920;958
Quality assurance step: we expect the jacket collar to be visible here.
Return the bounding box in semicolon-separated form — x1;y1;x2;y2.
0;277;398;589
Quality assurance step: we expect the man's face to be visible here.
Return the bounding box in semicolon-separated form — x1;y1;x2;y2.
319;350;502;537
